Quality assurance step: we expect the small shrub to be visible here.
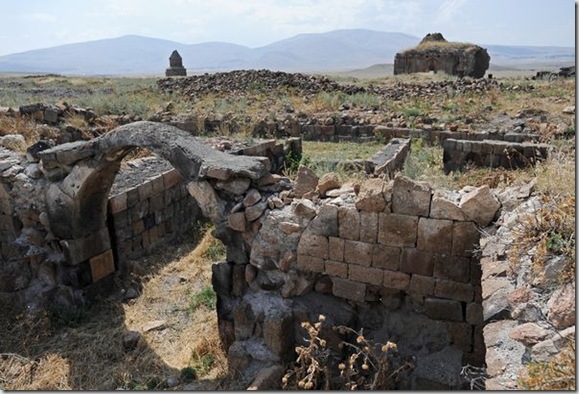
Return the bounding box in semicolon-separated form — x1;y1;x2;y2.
402;108;421;118
201;237;226;261
188;286;217;312
180;366;197;382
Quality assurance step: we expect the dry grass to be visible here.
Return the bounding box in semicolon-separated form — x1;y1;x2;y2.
0;227;230;391
518;338;575;390
0;115;59;147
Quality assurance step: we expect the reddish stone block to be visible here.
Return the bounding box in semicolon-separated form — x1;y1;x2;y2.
325;260;348;279
378;213;418;247
391;175;432;216
138;181;153;200
400;248;435;276
338;206;360;240
446;322;473;352
332;277;366;302
359;211;378;243
297;254;324;273
466;302;483;325
297;233;329;259
383;270;410;291
409;274;435;297
435;279;474;302
344;240;373;267
89;249;115;282
417;217;453;254
372;244;400;270
329;237;345;262
349;265;383;286
452;221;481;257
434;255;471;283
108;193;127;214
424;297;463;322
163;169;184;189
151;175;165;196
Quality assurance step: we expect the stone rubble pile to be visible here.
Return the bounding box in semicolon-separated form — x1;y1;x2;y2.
156;69;499;101
478;184;575;389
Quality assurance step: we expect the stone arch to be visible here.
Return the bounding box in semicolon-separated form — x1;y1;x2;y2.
39;121;269;287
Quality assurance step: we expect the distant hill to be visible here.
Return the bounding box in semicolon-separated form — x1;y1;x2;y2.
0;30;573;75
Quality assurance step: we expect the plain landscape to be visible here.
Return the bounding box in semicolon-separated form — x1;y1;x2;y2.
0;25;575;391
0;29;574;75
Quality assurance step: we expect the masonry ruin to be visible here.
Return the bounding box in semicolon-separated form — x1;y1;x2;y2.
394;33;490;78
0;117;567;389
165;50;187;77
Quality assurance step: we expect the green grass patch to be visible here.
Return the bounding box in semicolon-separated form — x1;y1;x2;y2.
188;286;217;312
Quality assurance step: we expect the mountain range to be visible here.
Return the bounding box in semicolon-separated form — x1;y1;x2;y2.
0;29;574;75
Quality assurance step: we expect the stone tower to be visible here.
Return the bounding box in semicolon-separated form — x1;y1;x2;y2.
394;33;490;78
165;50;187;77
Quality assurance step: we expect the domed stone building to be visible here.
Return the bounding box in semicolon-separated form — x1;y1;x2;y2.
394;33;490;78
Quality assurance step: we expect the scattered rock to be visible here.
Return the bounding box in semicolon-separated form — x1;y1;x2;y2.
355;178;387;212
247;365;285;390
547;283;575;329
293;165;318;198
316;172;340;196
123;330;141;350
562;105;575;114
459;185;501;226
509;322;549;346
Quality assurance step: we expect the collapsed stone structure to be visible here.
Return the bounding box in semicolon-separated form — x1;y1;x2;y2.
394;33;490;78
165;50;187;77
0;121;570;389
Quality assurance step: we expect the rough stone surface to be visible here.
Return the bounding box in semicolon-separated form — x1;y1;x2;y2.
391;175;432;216
355;178;386;212
509;322;549;346
459;185;500;227
378;213;418;247
293;165;318;198
546;283;575;329
316;172;340;196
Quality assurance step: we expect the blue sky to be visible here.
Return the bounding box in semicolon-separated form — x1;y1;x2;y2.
0;0;575;55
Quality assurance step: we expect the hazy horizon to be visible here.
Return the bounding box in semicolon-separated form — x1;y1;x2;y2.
0;0;575;56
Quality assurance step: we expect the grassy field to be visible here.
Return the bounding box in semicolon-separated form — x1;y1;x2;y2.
0;70;575;390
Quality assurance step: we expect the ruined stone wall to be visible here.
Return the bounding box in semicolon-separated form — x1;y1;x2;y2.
213;174;502;389
255;122;542;144
442;138;551;174
107;168;200;266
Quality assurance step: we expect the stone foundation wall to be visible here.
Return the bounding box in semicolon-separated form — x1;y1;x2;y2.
442;138;551;173
213;174;503;389
107;168;200;266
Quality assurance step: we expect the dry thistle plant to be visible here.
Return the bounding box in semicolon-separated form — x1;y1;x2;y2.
281;315;331;390
282;315;412;390
334;325;408;390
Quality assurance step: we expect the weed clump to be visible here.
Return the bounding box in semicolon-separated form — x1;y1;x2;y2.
508;195;575;286
518;339;575;390
282;315;412;390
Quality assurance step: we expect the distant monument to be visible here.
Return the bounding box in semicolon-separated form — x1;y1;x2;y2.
394;33;490;78
165;50;187;77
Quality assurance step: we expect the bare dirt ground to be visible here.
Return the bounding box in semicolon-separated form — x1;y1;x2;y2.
0;227;238;390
